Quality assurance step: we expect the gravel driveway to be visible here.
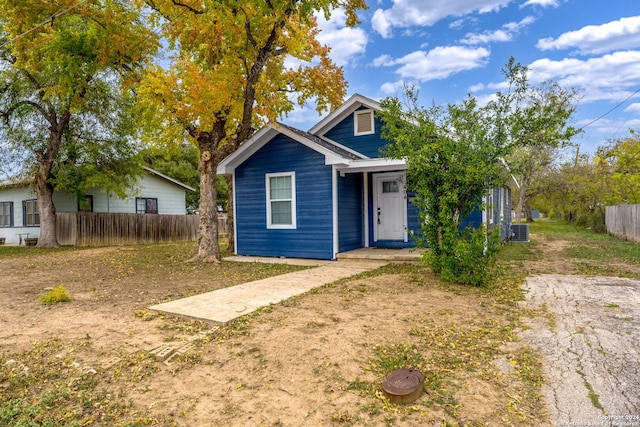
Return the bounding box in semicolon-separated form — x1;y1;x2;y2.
522;274;640;426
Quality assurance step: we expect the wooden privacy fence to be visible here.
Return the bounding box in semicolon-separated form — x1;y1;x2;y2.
606;204;640;244
56;212;228;246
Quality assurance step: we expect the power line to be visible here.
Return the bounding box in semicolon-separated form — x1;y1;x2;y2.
0;0;89;49
578;87;640;131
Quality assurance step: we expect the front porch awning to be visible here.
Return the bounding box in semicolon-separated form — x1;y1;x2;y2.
336;158;408;174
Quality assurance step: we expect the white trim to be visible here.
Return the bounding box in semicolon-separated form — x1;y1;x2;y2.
337;158;407;174
332;166;339;259
482;195;488;225
143;167;195;192
218;124;347;174
363;172;369;247
232;172;238;254
309;94;381;136
487;190;494;225
266;172;297;229
354;109;375;136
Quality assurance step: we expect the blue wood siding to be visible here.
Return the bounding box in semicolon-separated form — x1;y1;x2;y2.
338;173;363;252
460;205;483;230
459;187;512;242
323;107;387;158
407;191;421;240
235;134;334;259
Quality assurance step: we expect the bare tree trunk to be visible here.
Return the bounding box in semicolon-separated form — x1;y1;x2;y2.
515;177;530;225
35;131;63;248
191;126;225;262
524;203;534;223
225;174;234;253
35;177;59;247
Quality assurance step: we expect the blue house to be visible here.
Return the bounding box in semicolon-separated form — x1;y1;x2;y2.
218;94;513;260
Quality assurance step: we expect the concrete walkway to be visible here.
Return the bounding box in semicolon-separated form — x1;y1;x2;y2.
149;259;387;325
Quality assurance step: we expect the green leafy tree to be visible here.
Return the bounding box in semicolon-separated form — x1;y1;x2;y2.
534;132;640;231
380;87;509;285
595;132;640;205
0;0;158;247
505;76;580;223
138;0;366;262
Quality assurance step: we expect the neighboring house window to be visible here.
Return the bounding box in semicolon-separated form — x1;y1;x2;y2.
23;199;40;226
354;110;374;136
136;197;158;214
486;192;494;225
78;195;94;212
266;172;296;229
0;201;13;227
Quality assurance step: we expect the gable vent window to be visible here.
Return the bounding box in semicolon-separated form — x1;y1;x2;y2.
354;110;374;136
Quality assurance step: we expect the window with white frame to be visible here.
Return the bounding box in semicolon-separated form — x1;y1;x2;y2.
266;172;296;229
354;109;374;136
23;199;39;226
486;192;494;225
0;201;13;227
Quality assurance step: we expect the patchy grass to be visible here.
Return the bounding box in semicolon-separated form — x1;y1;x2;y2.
39;285;73;305
1;221;637;426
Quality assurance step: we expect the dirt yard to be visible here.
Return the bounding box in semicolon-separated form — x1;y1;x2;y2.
1;229;638;426
0;242;542;426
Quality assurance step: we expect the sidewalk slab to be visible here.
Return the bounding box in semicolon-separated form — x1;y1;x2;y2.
149;260;387;325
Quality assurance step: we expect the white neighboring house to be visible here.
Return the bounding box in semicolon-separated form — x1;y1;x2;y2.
0;167;195;245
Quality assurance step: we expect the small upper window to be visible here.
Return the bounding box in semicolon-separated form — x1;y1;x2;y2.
354;110;374;136
136;197;158;214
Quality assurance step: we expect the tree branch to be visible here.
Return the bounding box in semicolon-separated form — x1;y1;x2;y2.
171;0;204;15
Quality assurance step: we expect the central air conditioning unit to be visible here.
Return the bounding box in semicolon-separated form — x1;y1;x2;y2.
510;224;529;242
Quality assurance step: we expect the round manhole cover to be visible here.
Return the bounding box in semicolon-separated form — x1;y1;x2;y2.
382;368;425;404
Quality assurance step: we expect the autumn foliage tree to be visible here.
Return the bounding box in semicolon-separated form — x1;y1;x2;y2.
138;0;366;262
0;0;158;247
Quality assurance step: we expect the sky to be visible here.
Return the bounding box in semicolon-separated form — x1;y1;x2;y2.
283;0;640;155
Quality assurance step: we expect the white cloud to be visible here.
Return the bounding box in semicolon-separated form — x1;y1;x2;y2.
377;46;491;81
528;51;640;97
461;16;534;45
372;54;394;67
371;0;512;38
380;80;408;95
624;103;640;114
468;83;485;92
315;9;368;67
521;0;559;8
449;19;466;30
537;16;640;55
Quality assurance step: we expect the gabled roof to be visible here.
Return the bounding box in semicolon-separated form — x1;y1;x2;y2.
217;123;366;175
0;168;195;192
309;93;381;136
144;167;196;192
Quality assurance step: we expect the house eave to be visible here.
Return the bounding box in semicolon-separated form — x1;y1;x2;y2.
217;124;357;174
336;158;407;174
144;167;196;192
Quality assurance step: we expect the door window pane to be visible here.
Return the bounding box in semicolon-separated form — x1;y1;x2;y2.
382;180;399;193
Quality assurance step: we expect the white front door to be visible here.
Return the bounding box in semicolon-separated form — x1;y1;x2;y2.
373;172;407;241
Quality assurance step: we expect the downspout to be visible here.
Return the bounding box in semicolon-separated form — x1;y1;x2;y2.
232;172;238;254
332;165;339;259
